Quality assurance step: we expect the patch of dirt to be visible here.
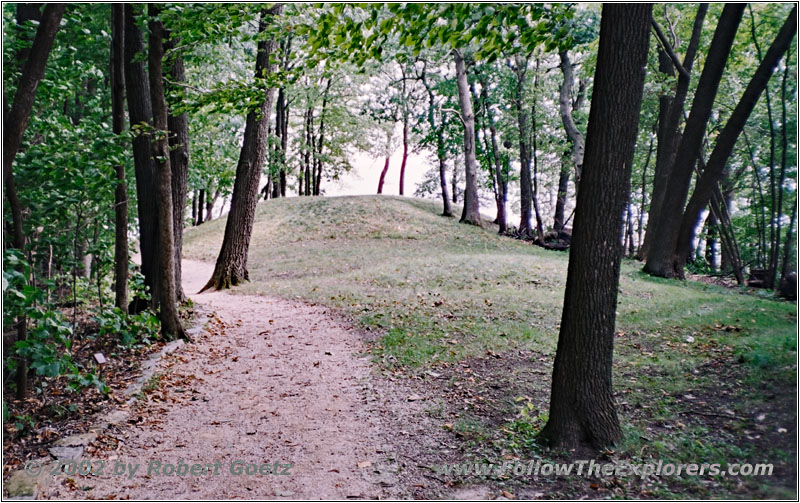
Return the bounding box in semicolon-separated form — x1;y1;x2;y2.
39;260;432;499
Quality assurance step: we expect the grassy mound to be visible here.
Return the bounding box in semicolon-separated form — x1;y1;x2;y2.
183;195;796;498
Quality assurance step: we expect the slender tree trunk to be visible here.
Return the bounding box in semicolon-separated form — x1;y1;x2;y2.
148;5;185;340
453;49;481;226
705;212;717;271
123;3;160;306
451;159;458;204
482;86;506;233
196;189;205;225
111;4;128;313
674;7;796;277
377;128;391;195
640;4;708;261
530;59;545;243
202;6;281;291
420;69;452;216
512;54;533;237
636;131;655;257
540;3;650;450
644;4;744;278
205;187;218;222
3;2;64;400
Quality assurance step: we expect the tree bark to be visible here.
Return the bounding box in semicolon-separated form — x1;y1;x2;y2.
148;5;185;340
539;3;650;450
123;3;160;306
644;4;744;278
201;6;281;291
453;49;481;226
111;4;128;313
165;36;190;302
673;6;796;277
640;4;708;261
196;189;205;225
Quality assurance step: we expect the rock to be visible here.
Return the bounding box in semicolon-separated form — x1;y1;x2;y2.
49;446;84;460
5;468;36;499
54;432;97;447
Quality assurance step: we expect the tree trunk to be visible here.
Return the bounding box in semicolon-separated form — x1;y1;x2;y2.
539;3;651;450
453;49;481;226
202;6;281;291
674;7;796;277
164;36;189;303
123;3;160;306
148;5;185;340
3;2;64;400
205;187;218;222
640;4;708;261
644;4;744;278
451;159;458;204
111;4;128;313
530;59;545;243
553;50;586;232
420;68;452;217
196;189;205;225
377;154;390;194
512;54;533;237
705;212;717;271
480;84;506;233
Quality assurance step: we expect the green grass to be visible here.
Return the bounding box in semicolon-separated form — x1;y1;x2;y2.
184;195;794;371
183;195;797;498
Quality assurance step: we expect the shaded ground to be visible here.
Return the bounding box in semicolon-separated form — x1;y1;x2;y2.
39;260;433;499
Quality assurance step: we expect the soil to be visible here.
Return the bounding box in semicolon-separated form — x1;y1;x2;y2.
38;260;437;499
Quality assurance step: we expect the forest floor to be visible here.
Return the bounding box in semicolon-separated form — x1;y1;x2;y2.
8;195;796;500
36;259;443;499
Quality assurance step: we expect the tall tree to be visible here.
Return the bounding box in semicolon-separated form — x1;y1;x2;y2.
540;3;651;449
123;3;160;307
202;6;282;291
674;7;797;278
511;53;534;237
419;64;453;217
3;2;66;400
165;34;190;302
553;50;586;232
111;4;128;313
640;4;709;261
148;5;185;339
644;4;745;278
453;49;481;226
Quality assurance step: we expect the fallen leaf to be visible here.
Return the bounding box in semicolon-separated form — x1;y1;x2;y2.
357;460;372;468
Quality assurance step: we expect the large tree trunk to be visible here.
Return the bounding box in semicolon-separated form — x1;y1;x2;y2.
123;3;160;306
640;4;708;261
111;4;128;313
453;49;481;226
539;3;650;450
673;7;796;277
148;5;185;340
202;7;281;291
3;2;65;400
644;4;744;278
165;36;190;302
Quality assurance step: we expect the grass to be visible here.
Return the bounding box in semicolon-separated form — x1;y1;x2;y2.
183;195;797;498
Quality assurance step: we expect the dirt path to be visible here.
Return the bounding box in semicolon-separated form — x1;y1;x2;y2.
43;260;425;499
